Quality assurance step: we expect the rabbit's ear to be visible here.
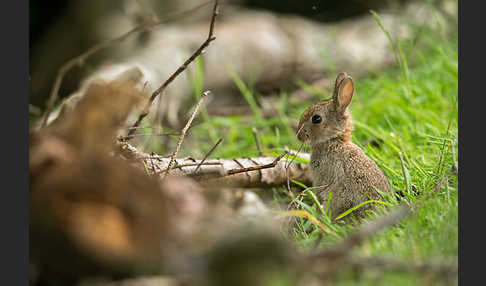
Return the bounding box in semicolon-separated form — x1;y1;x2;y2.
334;77;354;112
333;72;348;98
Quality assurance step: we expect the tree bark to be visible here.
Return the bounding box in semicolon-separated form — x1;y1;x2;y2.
117;142;312;188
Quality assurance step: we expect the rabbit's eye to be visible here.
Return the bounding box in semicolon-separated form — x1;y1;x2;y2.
311;115;322;124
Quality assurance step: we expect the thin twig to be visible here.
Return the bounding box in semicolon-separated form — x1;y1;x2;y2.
193;137;224;174
283;124;306;200
119;132;180;141
156;162;222;175
125;126;168;130
126;0;220;137
40;0;215;128
138;154;172;159
226;151;287;175
162;91;210;179
285;142;305;172
252;127;263;156
285;142;305;199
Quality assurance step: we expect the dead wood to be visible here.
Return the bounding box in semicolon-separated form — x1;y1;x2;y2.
30;80;210;281
251;128;263;156
162;90;210;179
116;141;312;188
31;77;304;284
193;137;224;173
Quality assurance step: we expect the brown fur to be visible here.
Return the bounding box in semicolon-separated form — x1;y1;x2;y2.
297;72;391;220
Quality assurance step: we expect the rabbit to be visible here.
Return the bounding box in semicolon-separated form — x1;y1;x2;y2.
296;72;391;221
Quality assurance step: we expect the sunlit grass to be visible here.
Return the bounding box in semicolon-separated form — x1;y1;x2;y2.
175;5;457;284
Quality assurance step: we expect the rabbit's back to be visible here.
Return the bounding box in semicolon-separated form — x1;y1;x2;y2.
311;140;391;219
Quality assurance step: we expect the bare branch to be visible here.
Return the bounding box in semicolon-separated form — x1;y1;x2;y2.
252;127;263;156
126;0;220;136
156;162;223;175
193;137;224;174
116;142;311;188
285;142;305;199
40;0;216;128
226;151;287;175
162;91;210;179
119;132;179;141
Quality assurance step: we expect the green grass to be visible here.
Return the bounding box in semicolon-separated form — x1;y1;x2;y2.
171;5;458;284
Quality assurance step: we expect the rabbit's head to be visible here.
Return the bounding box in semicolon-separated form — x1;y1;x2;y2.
297;72;355;145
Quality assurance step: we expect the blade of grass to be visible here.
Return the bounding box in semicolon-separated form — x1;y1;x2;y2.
370;10;400;67
278;209;337;236
325;192;332;218
335;200;393;220
399;152;412;195
230;71;263;120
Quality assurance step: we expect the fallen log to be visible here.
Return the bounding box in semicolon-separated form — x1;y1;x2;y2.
116;141;312;189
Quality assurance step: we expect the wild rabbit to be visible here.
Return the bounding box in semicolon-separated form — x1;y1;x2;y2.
296;72;391;220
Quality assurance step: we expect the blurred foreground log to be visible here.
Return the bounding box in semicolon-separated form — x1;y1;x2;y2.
30;80;210;282
29;78;301;285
